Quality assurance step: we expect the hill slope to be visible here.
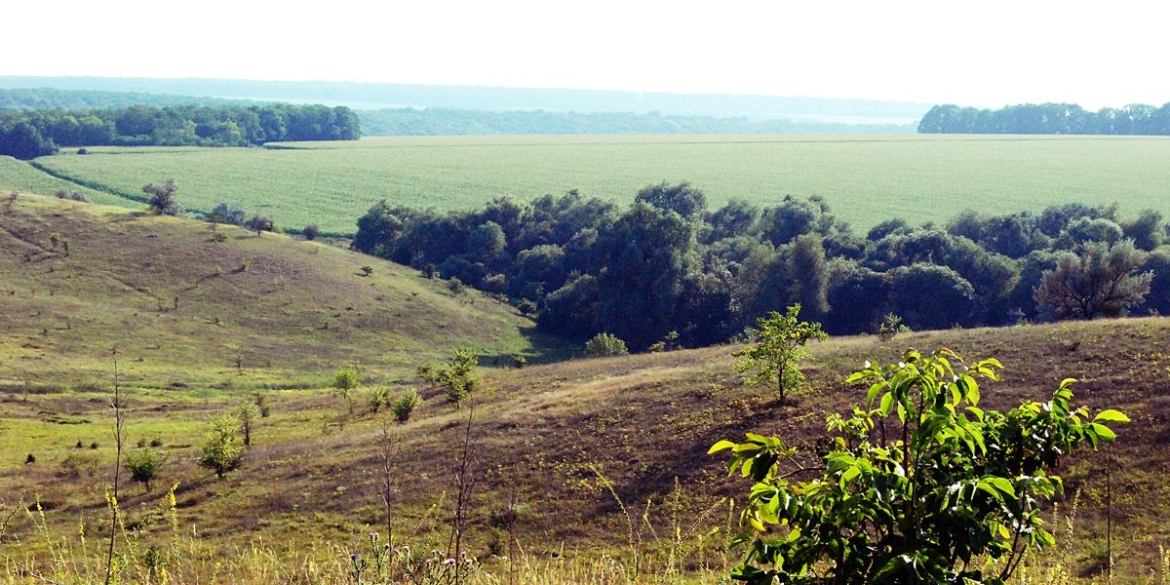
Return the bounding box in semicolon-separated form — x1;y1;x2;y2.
2;311;1167;581
0;192;552;389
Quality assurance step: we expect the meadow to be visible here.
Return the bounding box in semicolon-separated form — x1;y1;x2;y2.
8;134;1170;235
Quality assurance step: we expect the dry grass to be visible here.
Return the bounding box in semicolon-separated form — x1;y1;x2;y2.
1;193;1169;583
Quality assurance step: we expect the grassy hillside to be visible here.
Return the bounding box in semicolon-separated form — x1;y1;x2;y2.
2;292;1168;583
10;134;1170;236
0;192;554;390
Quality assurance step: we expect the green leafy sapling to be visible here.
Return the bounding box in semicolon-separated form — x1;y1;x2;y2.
711;348;1127;585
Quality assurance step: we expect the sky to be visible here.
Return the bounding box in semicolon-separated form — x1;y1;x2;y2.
7;0;1167;109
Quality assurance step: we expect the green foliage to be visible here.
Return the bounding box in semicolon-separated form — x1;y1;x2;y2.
61;453;100;478
123;448;166;492
878;312;903;341
712;348;1128;585
333;364;360;413
302;223;320;241
235;402;258;447
584;332;629;357
390;387;422;422
198;413;243;480
1034;240;1153;320
437;348;478;406
367;386;391;413
143;178;179;215
732;304;827;400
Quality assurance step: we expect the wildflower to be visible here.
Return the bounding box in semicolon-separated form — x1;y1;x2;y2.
864;360;871;368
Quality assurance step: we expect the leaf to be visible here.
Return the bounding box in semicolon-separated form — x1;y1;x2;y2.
708;440;737;454
984;476;1016;499
1088;422;1118;442
879;392;895;417
1093;409;1130;424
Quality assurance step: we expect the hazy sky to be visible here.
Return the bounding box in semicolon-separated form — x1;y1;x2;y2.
8;0;1166;108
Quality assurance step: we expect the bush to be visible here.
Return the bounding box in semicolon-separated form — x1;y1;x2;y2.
391;387;422;422
584;332;628;357
244;215;274;234
124;448;167;492
438;348;478;406
712;348;1128;584
878;312;903;341
198;413;243;479
303;223;321;240
61;453;99;478
368;386;391;413
210;202;246;225
143;179;179;215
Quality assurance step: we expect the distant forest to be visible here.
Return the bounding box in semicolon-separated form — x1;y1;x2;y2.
0;103;361;159
0;87;914;140
359;108;912;136
352;185;1170;350
919;102;1170;134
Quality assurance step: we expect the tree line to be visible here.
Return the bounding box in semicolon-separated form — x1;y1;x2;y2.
0;104;361;159
359;108;912;136
353;184;1169;351
918;102;1170;135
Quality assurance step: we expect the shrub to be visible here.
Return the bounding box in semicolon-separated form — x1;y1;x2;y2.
711;348;1128;585
584;332;628;357
198;413;243;479
391;387;422;422
447;277;466;294
61;453;100;478
368;386;391;413
878;312;903;341
244;215;274;234
210;202;246;225
143;179;179;215
303;223;321;240
438;348;478;406
124;448;166;492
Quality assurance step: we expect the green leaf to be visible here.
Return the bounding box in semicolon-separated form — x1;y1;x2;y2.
1088;422;1118;442
879;392;895;417
708;440;737;454
984;476;1016;499
1093;409;1130;424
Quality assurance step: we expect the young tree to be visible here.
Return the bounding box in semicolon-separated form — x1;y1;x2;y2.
438;348;478;406
235;402;258;447
712;349;1127;585
333;364;360;413
123;448;166;492
198;413;242;479
143;179;178;215
732;304;827;400
1034;240;1152;320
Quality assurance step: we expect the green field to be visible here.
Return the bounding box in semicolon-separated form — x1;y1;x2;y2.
8;134;1170;235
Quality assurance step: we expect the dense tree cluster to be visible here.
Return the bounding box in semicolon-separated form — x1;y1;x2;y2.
354;184;1165;350
919;102;1170;135
0;104;360;159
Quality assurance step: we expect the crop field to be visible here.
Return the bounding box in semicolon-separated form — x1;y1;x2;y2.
10;134;1170;235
